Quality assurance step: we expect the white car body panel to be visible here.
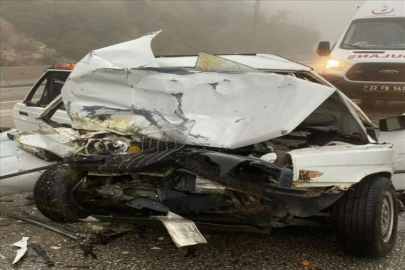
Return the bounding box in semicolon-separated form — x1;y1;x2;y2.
0;132;54;197
12;128;81;158
289;143;398;189
379;126;405;192
13;102;72;131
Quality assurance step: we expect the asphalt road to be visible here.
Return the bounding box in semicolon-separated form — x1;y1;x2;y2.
0;194;404;270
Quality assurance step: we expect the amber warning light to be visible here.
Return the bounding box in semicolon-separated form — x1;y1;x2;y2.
53;62;76;70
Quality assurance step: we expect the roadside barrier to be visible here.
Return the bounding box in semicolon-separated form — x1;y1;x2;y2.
0;66;48;88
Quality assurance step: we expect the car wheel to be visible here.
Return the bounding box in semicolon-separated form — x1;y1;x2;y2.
34;165;88;222
334;175;398;257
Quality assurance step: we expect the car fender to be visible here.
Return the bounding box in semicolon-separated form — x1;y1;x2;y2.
288;143;398;190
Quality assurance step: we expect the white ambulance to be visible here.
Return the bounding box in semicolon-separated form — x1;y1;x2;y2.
317;1;405;102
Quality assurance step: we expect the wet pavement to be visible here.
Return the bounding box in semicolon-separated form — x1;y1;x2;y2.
355;100;405;123
0;193;404;270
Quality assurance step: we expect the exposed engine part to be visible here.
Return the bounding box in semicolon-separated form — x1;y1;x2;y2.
127;198;169;214
97;184;129;204
85;137;129;155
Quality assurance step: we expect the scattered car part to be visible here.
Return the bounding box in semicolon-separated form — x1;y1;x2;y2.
0;163;63;181
153;212;207;247
30;243;55;267
8;214;80;241
12;237;29;264
7;213;100;259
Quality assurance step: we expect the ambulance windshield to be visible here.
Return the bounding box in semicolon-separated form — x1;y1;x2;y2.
341;17;405;50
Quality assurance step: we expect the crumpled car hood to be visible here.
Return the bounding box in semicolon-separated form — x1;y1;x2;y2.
62;31;368;148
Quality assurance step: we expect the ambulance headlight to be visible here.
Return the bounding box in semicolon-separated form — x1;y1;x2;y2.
325;59;347;71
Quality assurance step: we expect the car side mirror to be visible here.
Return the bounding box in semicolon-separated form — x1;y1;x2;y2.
379;115;405;132
316;41;331;56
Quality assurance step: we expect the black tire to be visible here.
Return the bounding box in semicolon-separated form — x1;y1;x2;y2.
334;176;398;257
34;165;88;222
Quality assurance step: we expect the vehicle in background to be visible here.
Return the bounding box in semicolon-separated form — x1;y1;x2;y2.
316;1;405;103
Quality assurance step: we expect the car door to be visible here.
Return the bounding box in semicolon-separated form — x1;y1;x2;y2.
379;114;405;193
13;70;71;130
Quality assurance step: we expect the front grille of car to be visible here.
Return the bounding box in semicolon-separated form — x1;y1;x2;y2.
346;63;405;82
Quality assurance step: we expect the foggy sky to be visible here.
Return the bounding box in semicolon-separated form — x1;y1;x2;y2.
1;0;372;64
252;0;365;43
148;0;367;54
148;0;367;53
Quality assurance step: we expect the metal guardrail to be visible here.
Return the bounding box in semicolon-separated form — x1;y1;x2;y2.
0;66;48;88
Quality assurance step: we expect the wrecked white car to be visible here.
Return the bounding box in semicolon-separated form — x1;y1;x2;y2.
0;32;401;258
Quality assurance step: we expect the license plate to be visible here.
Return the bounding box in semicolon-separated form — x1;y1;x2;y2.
364;85;405;92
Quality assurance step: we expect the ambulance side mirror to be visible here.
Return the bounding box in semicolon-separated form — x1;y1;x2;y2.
317;41;331;56
379;115;405;132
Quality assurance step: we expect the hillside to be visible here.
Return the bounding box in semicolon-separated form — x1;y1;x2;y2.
0;19;62;66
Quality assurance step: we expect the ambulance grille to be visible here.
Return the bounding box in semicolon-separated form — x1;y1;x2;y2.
347;63;405;82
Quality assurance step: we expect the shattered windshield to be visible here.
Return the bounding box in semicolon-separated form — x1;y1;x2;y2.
341;17;405;50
